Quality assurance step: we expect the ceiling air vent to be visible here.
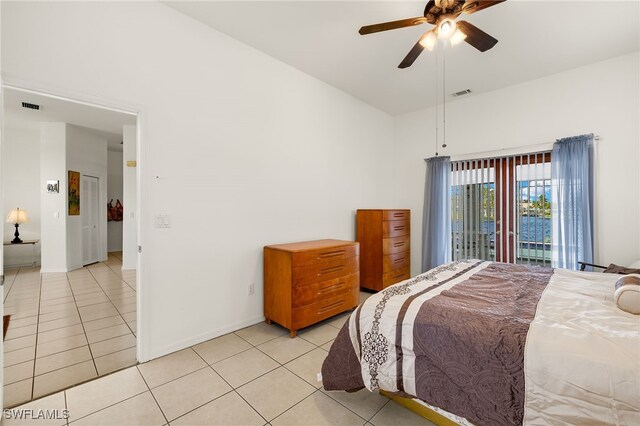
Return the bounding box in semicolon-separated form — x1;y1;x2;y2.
21;102;41;110
450;89;472;98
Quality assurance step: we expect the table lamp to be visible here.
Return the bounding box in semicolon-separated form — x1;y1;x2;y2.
6;208;29;244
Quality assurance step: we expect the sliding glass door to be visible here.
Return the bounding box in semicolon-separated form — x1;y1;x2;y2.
451;152;552;266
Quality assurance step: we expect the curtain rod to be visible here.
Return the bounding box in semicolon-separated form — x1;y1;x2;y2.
450;135;601;162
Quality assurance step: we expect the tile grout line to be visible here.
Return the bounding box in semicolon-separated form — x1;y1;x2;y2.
29;268;44;402
3;266;24;304
270;388;369;425
217;332;324;423
85;265;137;336
66;270;101;380
189;348;271;425
102;257;136;292
135;365;170;425
64;388;69;426
9;363;144;411
143;358;238;425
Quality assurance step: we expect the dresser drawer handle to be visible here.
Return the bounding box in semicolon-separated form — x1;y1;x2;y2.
317;250;345;259
318;300;344;314
393;273;405;279
393;242;405;248
393;225;405;231
393;258;405;264
318;282;344;294
393;213;404;217
317;265;344;276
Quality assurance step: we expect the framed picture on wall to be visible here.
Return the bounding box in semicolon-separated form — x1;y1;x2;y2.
46;179;59;193
68;171;80;215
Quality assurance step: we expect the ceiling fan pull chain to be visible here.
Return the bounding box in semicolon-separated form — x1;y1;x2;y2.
434;40;439;156
443;45;447;149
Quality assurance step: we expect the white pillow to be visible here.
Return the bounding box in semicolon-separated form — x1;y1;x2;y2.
614;275;640;315
629;259;640;269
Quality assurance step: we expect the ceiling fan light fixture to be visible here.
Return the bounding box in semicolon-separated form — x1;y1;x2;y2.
437;19;456;38
449;28;467;46
419;31;437;51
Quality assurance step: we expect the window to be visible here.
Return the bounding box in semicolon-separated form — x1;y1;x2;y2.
450;152;552;266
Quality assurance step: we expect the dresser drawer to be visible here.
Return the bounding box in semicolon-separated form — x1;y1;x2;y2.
382;266;410;288
383;210;409;221
383;220;410;238
382;236;410;255
292;244;358;267
292;288;358;329
292;257;359;287
383;252;410;273
292;273;359;307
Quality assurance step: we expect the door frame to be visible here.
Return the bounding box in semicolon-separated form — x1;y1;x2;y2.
0;81;149;373
81;174;101;266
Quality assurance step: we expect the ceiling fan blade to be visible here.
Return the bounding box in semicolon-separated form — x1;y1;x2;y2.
359;17;428;35
456;20;498;52
462;0;506;15
398;34;430;69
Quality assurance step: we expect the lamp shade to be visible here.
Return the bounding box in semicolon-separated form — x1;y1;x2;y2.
6;208;29;224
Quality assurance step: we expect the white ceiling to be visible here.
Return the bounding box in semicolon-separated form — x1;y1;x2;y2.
3;88;136;151
164;1;640;115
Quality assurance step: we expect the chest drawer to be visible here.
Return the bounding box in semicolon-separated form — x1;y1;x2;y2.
383;220;410;238
382;236;410;255
382;266;410;288
383;251;410;273
292;244;358;267
292;273;359;308
292;288;358;329
292;256;359;287
383;210;409;221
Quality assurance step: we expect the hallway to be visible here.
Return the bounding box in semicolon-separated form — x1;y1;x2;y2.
3;252;137;407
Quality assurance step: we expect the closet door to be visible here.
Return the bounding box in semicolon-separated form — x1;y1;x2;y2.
82;175;100;265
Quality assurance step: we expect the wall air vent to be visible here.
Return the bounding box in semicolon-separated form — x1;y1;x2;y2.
450;89;472;98
21;102;41;110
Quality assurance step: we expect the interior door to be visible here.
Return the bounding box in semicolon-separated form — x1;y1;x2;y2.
82;175;100;265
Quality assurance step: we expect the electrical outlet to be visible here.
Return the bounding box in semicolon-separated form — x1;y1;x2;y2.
249;283;255;296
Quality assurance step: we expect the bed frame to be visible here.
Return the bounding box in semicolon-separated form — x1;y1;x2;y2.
379;390;459;426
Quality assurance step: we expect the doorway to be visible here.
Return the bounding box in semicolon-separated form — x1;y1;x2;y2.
1;86;140;408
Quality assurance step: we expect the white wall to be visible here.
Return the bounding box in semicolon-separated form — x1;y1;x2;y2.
394;52;640;275
121;125;136;270
1;2;395;360
2;126;41;266
40;123;67;273
66;124;108;270
107;150;123;252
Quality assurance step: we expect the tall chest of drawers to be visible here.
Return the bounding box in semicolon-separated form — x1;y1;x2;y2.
263;239;359;337
357;209;411;291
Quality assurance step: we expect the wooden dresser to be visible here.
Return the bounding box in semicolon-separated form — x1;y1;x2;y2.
357;209;411;291
263;239;359;337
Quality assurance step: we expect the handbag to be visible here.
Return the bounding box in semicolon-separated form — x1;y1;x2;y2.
114;200;124;222
107;200;114;221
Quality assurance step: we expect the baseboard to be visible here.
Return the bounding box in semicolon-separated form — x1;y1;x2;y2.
39;268;68;273
121;266;136;271
4;263;41;269
142;315;266;362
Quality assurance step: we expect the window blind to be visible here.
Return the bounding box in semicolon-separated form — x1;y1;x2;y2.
450;152;552;266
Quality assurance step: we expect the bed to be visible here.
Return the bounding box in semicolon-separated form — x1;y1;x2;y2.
321;260;640;425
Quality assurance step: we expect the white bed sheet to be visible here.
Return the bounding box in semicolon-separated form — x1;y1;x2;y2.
524;269;640;425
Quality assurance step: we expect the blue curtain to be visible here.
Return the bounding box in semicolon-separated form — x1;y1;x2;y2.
422;156;451;272
551;134;594;270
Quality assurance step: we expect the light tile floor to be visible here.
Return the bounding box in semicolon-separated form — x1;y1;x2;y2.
4;290;435;425
3;252;138;408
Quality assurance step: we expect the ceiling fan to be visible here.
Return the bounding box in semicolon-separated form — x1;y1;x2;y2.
359;0;506;68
